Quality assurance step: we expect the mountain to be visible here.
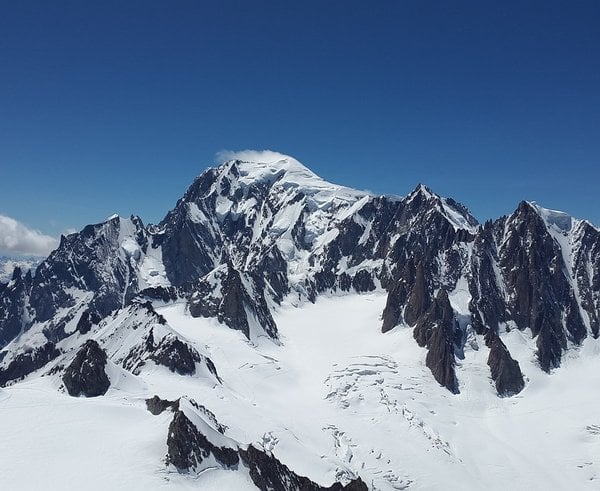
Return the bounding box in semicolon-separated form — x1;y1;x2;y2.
0;255;41;283
1;153;599;490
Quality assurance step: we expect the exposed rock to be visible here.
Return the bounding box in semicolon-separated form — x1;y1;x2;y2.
572;222;600;337
218;265;251;337
0;341;60;386
62;340;110;397
485;331;525;396
150;335;202;376
240;445;368;491
76;309;102;335
189;262;278;340
468;220;506;335
381;280;408;333
166;404;367;490
351;269;376;293
159;187;222;287
29;216;146;324
497;202;585;371
404;261;431;326
0;268;33;349
137;286;178;303
166;410;239;470
414;289;459;394
146;395;179;415
123;328;220;381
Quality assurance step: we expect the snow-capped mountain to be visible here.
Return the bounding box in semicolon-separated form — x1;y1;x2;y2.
1;153;599;490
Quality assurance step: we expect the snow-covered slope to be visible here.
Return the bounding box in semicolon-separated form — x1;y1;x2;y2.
1;294;600;490
1;151;600;490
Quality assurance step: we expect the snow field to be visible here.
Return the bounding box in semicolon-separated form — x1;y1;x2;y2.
1;293;599;490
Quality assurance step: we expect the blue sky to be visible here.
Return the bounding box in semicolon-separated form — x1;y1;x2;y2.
1;1;599;254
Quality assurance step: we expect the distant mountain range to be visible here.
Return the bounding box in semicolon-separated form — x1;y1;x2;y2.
1;154;599;490
0;256;41;283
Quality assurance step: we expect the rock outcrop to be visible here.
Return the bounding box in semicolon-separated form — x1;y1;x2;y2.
76;309;102;335
146;395;180;415
166;409;239;470
166;399;368;491
414;289;460;394
485;331;525;396
62;340;110;397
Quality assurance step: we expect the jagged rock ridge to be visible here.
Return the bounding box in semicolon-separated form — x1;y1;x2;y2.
164;397;368;491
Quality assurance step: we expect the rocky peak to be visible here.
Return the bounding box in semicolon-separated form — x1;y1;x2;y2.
497;201;588;371
414;289;460;394
404;183;479;233
62;339;110;397
11;267;23;282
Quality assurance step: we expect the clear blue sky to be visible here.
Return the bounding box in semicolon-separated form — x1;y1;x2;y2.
1;0;599;241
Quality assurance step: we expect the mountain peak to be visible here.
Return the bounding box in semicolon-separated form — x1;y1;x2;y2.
226;153;320;186
209;151;367;206
527;201;573;232
405;183;479;232
410;183;436;200
216;150;317;183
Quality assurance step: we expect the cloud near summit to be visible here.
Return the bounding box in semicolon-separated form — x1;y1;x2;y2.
215;149;294;164
0;214;58;257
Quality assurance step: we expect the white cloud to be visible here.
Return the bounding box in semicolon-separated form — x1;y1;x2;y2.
0;214;58;257
215;149;294;164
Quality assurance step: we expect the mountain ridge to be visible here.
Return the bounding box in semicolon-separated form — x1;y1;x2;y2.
0;152;599;489
1;154;598;376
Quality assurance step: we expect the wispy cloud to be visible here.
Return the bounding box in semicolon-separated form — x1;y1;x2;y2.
0;214;58;257
215;149;293;164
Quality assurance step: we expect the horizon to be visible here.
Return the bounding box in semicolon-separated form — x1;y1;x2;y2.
1;1;599;255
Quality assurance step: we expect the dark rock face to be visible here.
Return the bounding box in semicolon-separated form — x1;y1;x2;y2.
572;222;600;338
0;341;60;386
166;410;239;470
123;327;220;381
404;261;431;327
497;202;587;371
166;406;367;491
216;266;252;337
76;310;102;335
159;214;219;287
0;268;32;348
485;331;525;396
62;340;110;397
381;280;408;333
468;221;506;335
379;187;476;386
30;216;146;323
146;395;180;415
137;286;178;303
0;216;149;350
239;445;368;491
189;263;278;340
413;289;460;394
150;335;202;376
